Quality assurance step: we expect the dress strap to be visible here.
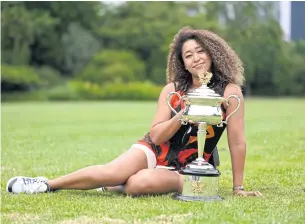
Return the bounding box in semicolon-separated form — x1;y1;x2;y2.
173;82;177;91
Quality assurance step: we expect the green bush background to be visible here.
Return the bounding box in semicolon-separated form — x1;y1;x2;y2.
1;2;305;101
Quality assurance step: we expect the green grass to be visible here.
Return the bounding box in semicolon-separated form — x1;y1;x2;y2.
1;99;305;224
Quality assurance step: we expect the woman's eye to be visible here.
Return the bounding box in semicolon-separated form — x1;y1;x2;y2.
198;49;205;53
185;55;192;58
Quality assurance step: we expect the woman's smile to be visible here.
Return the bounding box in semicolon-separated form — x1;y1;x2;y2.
193;63;204;69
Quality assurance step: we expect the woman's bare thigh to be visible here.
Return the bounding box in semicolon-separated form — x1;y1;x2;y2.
102;147;150;183
125;168;184;195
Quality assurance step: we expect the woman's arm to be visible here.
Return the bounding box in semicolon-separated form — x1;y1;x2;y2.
149;83;184;145
224;84;246;188
224;84;263;197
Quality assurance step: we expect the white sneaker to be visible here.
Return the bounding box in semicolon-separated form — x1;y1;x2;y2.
96;187;106;192
6;176;50;194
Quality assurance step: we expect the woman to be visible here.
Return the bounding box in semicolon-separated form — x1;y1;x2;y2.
7;27;262;197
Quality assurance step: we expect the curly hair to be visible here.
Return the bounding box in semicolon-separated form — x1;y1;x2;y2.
166;27;245;95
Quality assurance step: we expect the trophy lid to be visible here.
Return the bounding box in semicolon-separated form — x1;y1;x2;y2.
187;71;222;99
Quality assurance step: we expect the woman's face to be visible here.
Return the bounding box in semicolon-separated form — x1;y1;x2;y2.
181;39;212;76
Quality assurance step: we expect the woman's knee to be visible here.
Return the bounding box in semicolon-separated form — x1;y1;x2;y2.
124;169;183;196
91;147;148;185
124;170;154;195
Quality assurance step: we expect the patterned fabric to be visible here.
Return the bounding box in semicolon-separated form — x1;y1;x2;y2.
137;86;227;169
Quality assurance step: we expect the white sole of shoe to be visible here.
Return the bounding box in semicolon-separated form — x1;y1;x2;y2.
6;176;22;193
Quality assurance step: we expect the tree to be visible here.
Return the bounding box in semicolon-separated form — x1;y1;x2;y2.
97;2;220;84
1;2;58;65
1;1;102;75
61;22;101;75
204;2;293;95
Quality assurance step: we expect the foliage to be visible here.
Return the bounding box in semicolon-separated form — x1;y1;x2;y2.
204;1;305;96
46;81;162;101
34;66;63;87
1;1;101;73
1;64;63;92
1;80;162;102
1;64;40;91
1;91;48;102
1;2;58;65
61;23;101;75
77;50;146;83
98;2;221;84
289;41;305;95
46;84;81;101
1;1;305;97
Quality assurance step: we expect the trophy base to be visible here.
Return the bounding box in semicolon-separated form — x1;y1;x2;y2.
174;194;223;202
177;160;222;202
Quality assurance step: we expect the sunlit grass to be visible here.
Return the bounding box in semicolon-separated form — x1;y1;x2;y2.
1;99;305;223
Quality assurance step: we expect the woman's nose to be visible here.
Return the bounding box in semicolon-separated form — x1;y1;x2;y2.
193;53;200;62
194;53;200;61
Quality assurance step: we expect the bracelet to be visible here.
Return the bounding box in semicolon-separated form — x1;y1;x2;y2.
233;185;244;191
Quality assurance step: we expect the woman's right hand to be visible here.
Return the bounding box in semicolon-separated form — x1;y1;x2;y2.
177;110;198;126
233;189;263;197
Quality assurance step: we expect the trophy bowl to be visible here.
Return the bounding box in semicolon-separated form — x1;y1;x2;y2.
183;105;223;125
167;71;240;202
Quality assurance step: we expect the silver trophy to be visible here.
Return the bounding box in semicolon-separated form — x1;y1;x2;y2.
166;71;240;202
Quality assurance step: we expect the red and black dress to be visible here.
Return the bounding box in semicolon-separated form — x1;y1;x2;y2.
137;85;227;169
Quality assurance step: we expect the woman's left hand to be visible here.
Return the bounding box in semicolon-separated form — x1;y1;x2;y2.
233;190;263;197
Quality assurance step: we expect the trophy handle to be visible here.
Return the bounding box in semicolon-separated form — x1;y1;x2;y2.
224;95;241;123
166;92;181;115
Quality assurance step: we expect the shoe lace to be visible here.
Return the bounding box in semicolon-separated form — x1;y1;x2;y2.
96;187;106;192
22;178;47;194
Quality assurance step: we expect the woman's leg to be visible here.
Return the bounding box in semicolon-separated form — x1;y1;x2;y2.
7;147;149;193
48;147;148;190
104;168;184;196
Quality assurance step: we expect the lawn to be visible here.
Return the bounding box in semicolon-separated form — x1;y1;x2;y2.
1;99;305;224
